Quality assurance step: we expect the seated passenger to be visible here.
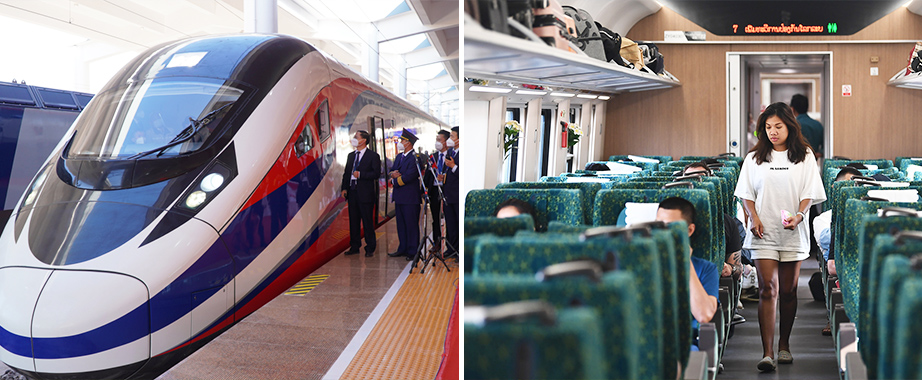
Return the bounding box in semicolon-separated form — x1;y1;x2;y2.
813;167;859;336
813;167;861;277
683;161;744;280
656;197;719;337
493;198;538;229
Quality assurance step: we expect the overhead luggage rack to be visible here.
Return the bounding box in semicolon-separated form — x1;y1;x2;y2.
464;22;680;94
887;69;922;89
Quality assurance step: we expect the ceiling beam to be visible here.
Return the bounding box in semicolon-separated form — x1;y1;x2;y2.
372;8;458;43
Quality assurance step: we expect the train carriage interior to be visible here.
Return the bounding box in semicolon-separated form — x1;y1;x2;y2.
464;0;922;379
5;0;922;379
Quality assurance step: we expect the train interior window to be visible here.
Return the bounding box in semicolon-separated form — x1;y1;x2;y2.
315;99;330;142
504;107;522;182
539;108;553;177
294;121;314;157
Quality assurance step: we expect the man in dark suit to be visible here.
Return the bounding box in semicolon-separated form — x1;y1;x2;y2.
440;126;459;258
340;130;381;257
388;129;422;261
423;130;451;254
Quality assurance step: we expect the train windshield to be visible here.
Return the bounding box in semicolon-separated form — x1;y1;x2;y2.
67;77;244;159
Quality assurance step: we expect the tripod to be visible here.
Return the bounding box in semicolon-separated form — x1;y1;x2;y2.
410;152;451;274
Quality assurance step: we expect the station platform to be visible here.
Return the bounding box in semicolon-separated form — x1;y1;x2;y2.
0;217;459;380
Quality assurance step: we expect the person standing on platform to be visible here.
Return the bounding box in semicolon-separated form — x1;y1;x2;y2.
735;102;826;372
440;126;460;258
388;129;422;261
424;130;451;254
341;130;381;257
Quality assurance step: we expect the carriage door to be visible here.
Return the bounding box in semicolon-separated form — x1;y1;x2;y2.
368;116;389;224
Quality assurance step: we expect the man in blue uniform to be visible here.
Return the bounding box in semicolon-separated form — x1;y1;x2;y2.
423;130;452;254
340;130;381;257
440;126;459;258
388;129;422;261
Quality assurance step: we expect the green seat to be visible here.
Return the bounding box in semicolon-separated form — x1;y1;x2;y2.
837;199;922;323
465;189;583;232
472;233;666;379
893;276;922;380
496;182;603;225
877;255;921;380
863;232;922;376
466;272;642;380
464;216;535;272
464;306;607;380
594;188;723;267
897;157;922;172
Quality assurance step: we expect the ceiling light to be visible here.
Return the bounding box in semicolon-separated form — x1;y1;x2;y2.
516;89;547;95
778;68;796;74
469;85;512;93
904;0;913;7
576;94;598;99
598;95;611;100
550;92;575;97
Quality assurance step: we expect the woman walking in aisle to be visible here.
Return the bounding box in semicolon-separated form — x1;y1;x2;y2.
734;102;826;372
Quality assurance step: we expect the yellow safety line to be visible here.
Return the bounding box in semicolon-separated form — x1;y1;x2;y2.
339;263;459;380
283;274;330;296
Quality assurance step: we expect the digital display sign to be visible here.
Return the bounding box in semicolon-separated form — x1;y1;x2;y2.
657;1;905;36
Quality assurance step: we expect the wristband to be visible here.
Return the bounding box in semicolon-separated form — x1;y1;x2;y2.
796;211;807;219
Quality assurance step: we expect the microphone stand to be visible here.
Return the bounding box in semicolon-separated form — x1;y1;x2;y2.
410;151;450;274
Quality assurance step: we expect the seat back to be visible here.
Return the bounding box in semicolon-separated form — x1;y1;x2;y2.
594;188;723;266
465;189;583;231
877;254;922;379
496;182;603;225
862;233;922;376
466;272;642;380
464;306;607;380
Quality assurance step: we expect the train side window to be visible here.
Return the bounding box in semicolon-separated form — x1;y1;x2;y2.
295;122;314;157
315;100;330;142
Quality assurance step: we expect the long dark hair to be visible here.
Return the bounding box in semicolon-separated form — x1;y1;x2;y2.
749;102;812;165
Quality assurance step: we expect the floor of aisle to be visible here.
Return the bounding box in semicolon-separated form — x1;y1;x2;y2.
720;258;839;379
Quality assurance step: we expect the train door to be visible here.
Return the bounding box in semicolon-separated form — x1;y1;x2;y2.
504;106;523;182
727;52;832;157
368;116;390;224
538;108;553;177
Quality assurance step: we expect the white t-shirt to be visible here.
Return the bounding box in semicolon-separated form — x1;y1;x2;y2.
734;149;827;253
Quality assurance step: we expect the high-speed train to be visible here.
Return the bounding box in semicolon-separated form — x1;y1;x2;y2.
0;34;445;379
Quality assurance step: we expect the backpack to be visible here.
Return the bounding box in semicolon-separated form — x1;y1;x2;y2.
595;22;632;69
809;271;825;303
562;6;605;61
637;42;665;74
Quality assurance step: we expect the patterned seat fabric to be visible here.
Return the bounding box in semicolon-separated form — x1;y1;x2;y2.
473;234;666;379
837;199;922;323
893;277;922;380
466;272;642;380
862;233;922;376
464;216;535;273
464;307;607;380
594;188;723;267
877;255;919;380
496;182;603;225
464;189;583;232
897;157;922;172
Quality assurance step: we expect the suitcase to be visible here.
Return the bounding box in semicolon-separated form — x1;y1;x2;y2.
562;6;605;61
474;0;509;34
532;0;576;52
507;0;534;39
595;22;632;69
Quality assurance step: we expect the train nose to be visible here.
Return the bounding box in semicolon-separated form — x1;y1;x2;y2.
0;267;150;378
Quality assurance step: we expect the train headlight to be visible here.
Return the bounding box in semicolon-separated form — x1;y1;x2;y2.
201;173;225;192
185;191;207;209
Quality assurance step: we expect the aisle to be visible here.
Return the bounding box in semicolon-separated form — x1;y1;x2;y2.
720;259;840;379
